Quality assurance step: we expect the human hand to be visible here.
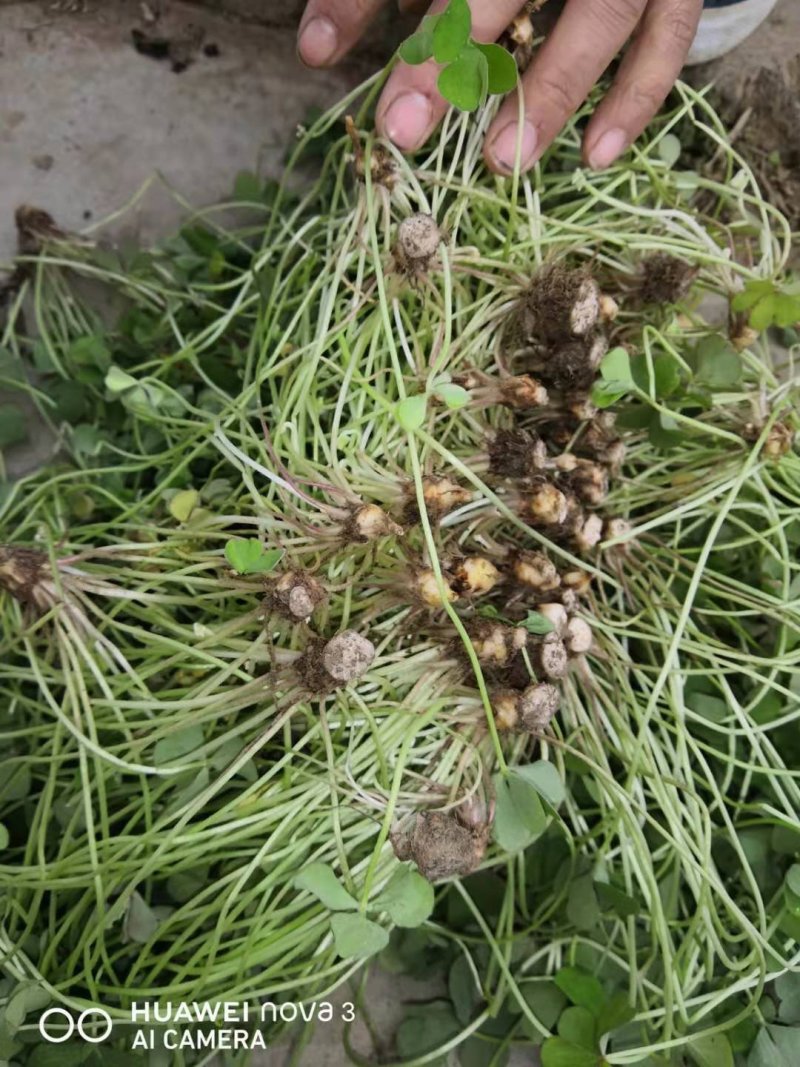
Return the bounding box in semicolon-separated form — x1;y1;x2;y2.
297;0;703;173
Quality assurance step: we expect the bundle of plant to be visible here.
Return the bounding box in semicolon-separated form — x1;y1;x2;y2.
1;29;799;1065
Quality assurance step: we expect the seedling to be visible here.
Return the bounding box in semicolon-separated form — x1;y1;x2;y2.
732;277;800;331
399;0;518;111
224;538;284;575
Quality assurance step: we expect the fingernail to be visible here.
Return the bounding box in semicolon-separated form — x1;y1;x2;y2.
298;16;338;66
383;92;432;151
588;127;628;170
488;120;538;173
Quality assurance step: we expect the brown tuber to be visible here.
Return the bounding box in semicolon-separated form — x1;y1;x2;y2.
518;264;601;342
604;517;634;551
499;375;549;409
544;331;608;393
323;630;375;682
537;602;568;634
530;632;568;679
492;689;521;731
518;682;561;733
562;458;609;506
639;254;699;305
267;571;327;622
565;616;593;655
414;568;458;609
744;421;795;460
492;682;561;734
574;513;604;554
450;557;501;596
419;475;472;519
344;503;403;542
599;294;619;321
0;545;48;605
469;622;526;667
298;630;375;691
394;213;441;275
392;810;489;882
562;569;592;596
488;428;547;479
512;550;560;593
526;481;569;527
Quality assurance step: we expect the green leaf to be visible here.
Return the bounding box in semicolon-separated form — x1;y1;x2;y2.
522;611;555;635
687;693;728;723
4;982;50;1032
123;890;158;944
396;394;428;431
68;333;111;370
771;824;800;854
648;410;683;451
600;346;633;384
597;992;635;1035
449;954;479;1025
558;1006;598;1050
295;862;358;912
399;29;434;65
567;874;602;931
399;14;440;64
167;867;209;903
224;538;284;575
492;769;549;852
554;967;605;1015
374;865;434;928
785;864;800;896
438;45;489;112
747;1027;796;1067
331;913;389;959
594;881;639;918
772;292;800;328
433;382;470;410
0;405;27;449
520;982;568;1036
750;294;778;331
632;353;681;398
693;335;742;389
514;760;565;809
688;1032;734;1067
397;1002;460;1063
732;280;774;313
775;972;800;1024
105;365;138;393
432;0;471;64
591;379;630;409
475;43;518;94
71;423;104;458
657;133;681;168
153;725;205;765
541;1037;601;1067
459;1036;509;1067
168;488;200;523
0;823;8;850
28;1045;93;1067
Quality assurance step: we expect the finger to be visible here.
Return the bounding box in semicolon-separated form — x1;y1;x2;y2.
376;0;525;151
484;0;648;173
583;0;703;168
298;0;388;67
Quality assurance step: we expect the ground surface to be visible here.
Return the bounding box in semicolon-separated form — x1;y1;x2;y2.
0;0;797;1062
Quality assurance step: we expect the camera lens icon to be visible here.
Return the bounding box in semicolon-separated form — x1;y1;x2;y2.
39;1007;113;1043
